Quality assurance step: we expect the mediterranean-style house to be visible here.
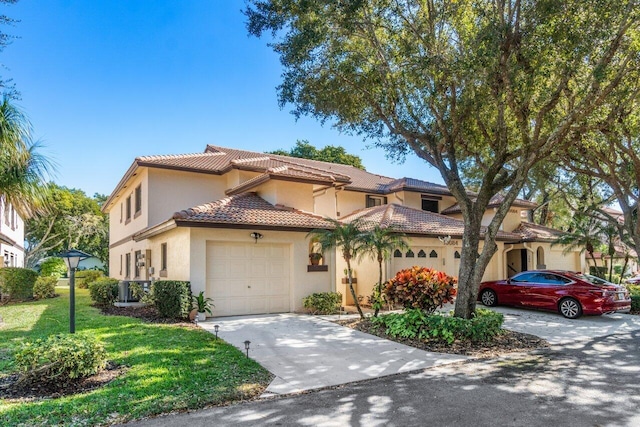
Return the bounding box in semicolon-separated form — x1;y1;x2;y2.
0;196;25;268
103;145;584;317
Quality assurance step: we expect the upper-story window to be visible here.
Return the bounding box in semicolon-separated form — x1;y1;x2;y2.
134;185;142;216
366;195;387;208
120;203;123;223
125;196;132;222
421;195;440;213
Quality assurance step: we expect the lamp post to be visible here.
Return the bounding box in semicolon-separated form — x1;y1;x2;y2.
59;249;92;333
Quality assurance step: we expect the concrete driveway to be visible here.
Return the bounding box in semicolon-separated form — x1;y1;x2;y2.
494;306;640;344
198;314;468;396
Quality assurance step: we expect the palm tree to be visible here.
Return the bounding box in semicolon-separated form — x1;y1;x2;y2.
360;225;408;317
0;97;52;217
307;218;367;319
553;215;601;273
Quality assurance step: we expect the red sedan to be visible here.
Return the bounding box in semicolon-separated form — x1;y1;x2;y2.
478;270;631;319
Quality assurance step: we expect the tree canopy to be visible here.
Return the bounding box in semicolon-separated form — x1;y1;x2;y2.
269;140;365;169
25;184;108;268
246;0;640;318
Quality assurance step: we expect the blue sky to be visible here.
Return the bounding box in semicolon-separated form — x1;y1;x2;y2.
2;0;444;197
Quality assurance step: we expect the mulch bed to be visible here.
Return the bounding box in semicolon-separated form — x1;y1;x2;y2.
336;317;549;358
99;304;197;328
0;361;127;402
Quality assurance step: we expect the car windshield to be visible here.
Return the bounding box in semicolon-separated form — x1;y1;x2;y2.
572;273;614;287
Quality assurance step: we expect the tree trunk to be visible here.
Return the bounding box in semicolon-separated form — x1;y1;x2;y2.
453;218;498;319
374;255;383;317
346;259;364;319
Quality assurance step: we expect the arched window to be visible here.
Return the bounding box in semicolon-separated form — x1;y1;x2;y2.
394;249;403;258
417;250;426;258
454;251;461;259
429;250;438;258
406;249;415;258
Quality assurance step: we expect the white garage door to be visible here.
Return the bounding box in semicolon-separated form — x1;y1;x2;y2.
206;241;291;317
391;247;442;275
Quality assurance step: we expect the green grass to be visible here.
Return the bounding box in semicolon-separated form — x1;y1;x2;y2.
0;287;272;426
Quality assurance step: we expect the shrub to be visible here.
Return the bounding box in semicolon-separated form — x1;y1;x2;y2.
40;257;68;278
33;276;58;299
383;267;457;314
371;308;504;345
149;280;192;318
75;270;103;289
629;285;640;312
88;278;119;306
0;267;39;301
14;334;107;385
303;292;342;314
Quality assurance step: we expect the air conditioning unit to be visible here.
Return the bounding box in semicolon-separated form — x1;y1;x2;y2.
136;253;145;260
136;261;145;267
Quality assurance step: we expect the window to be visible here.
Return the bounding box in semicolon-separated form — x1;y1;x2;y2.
406;249;415;258
120;203;123;223
119;254;123;275
3;200;9;226
393;249;402;258
125;253;131;278
421;196;439;213
417;250;426;258
10;204;15;230
429;250;438;258
125;196;132;222
422;199;438;212
366;195;387;208
160;243;167;272
134;250;141;278
454;251;461;259
134;185;142;215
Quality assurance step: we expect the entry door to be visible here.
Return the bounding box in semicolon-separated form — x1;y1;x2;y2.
206;242;291;316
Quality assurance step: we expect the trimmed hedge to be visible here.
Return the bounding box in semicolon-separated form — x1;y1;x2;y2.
14;334;107;385
303;292;342;314
0;267;39;301
150;280;192;319
629;285;640;312
33;276;58;299
75;270;103;289
88;278;119;307
372;308;504;345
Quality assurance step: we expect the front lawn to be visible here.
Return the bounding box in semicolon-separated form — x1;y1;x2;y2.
0;287;272;426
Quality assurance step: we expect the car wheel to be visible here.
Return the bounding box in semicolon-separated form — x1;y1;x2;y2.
480;289;498;307
559;298;582;319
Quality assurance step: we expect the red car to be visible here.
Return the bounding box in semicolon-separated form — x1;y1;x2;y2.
478;270;631;319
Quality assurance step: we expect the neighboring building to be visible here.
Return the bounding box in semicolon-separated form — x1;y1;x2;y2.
103;145;584;316
0;196;25;268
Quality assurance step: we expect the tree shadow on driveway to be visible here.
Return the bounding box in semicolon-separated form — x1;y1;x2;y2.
128;330;640;427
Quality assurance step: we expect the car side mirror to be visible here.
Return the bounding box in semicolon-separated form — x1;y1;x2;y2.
506;278;511;284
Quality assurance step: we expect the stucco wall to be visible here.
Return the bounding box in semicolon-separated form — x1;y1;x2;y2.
258;180;314;212
313;187;337;219
147;168;228;226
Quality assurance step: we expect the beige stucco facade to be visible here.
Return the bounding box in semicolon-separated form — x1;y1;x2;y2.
104;145;586;316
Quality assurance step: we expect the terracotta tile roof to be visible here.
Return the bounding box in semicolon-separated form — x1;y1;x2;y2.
340;204;522;241
136;152;232;173
382;178;451;195
172;192;334;230
512;222;565;242
440;194;538;215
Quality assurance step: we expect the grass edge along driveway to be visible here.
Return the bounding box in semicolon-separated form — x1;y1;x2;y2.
0;287;272;426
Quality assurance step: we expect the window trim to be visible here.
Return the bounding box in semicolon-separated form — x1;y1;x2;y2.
125;196;132;224
160;243;167;276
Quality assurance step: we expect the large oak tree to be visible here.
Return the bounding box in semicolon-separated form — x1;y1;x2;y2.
246;0;640;318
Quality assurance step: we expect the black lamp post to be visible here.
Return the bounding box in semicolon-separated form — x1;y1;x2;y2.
244;340;251;358
59;249;92;333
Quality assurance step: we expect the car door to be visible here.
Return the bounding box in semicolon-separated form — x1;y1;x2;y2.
525;273;572;309
501;272;538;306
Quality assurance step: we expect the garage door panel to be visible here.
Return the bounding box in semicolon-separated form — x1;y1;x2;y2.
206;241;291;316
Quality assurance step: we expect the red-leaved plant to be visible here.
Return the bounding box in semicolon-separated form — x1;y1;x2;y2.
383;266;457;313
